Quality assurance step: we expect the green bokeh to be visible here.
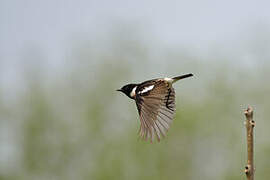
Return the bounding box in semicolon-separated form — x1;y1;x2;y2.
1;33;269;180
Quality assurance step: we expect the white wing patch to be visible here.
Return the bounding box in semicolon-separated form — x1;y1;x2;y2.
139;85;154;94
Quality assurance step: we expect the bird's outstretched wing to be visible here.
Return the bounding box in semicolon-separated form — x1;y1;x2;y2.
135;79;176;142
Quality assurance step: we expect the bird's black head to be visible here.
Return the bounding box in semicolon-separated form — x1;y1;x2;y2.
117;83;137;99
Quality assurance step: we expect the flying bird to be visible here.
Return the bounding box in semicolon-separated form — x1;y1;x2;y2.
117;73;193;142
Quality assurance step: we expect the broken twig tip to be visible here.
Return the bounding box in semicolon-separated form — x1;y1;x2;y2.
244;106;253;119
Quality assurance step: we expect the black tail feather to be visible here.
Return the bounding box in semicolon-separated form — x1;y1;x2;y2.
172;73;193;81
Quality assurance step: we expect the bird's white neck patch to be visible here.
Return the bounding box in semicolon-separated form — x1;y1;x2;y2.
130;86;137;97
139;85;154;94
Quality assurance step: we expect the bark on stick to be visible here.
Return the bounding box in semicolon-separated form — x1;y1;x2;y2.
244;106;255;180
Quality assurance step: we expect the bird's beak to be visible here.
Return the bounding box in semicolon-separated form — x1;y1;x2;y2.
116;89;122;92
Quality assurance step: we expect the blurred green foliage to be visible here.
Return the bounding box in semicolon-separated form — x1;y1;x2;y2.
0;31;270;180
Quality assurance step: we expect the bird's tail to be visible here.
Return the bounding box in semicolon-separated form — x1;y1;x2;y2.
172;73;193;83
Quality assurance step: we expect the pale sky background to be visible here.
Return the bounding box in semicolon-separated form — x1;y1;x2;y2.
1;0;270;60
0;0;270;86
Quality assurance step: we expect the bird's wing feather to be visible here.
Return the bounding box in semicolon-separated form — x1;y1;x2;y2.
135;80;176;142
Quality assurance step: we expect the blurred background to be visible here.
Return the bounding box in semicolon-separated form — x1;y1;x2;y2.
1;0;270;179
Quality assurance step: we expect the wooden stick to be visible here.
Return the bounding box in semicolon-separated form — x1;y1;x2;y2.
244;106;255;180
